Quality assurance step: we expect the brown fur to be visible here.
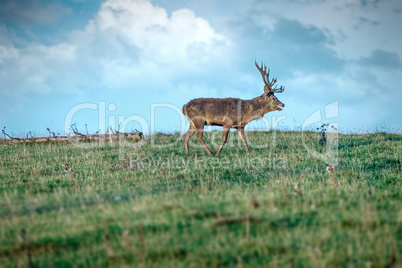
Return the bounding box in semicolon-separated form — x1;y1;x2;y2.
183;62;285;155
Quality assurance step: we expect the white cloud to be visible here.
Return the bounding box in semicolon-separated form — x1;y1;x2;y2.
91;0;228;71
0;41;78;100
80;0;230;88
0;0;230;100
0;45;19;64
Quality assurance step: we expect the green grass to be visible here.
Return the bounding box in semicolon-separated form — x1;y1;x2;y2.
0;131;401;267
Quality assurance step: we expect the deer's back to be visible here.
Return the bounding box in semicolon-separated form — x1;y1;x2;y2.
184;98;246;126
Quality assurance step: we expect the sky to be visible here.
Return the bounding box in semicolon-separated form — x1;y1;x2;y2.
0;0;401;136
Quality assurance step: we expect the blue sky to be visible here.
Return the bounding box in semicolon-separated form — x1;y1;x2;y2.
0;0;401;136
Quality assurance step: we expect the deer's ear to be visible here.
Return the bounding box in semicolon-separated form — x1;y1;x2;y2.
267;92;273;97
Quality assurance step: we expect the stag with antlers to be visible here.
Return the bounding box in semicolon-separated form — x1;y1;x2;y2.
182;61;286;155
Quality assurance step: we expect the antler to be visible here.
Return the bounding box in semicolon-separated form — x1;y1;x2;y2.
255;61;269;87
274;85;285;93
254;61;284;93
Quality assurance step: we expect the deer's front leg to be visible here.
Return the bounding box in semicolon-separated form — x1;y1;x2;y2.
237;128;249;153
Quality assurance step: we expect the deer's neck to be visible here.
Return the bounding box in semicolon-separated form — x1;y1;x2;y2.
243;95;272;124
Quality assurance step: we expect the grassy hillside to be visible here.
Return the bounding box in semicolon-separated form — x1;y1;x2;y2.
0;131;401;267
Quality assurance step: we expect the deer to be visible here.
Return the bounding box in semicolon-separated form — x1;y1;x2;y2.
182;61;286;155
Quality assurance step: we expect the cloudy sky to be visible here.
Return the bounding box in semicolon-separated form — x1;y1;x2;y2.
0;0;401;136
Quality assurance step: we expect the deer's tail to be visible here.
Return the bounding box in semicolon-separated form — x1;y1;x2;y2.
182;104;188;116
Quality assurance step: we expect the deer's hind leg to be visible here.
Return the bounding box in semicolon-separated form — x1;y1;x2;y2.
216;126;230;155
193;120;212;155
184;120;197;154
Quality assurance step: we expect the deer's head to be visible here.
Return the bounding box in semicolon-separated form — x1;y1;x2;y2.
255;61;285;111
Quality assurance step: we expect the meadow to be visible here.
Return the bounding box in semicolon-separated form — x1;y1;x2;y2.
0;131;401;267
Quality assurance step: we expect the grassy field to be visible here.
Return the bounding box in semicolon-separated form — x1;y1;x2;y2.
0;131;401;267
